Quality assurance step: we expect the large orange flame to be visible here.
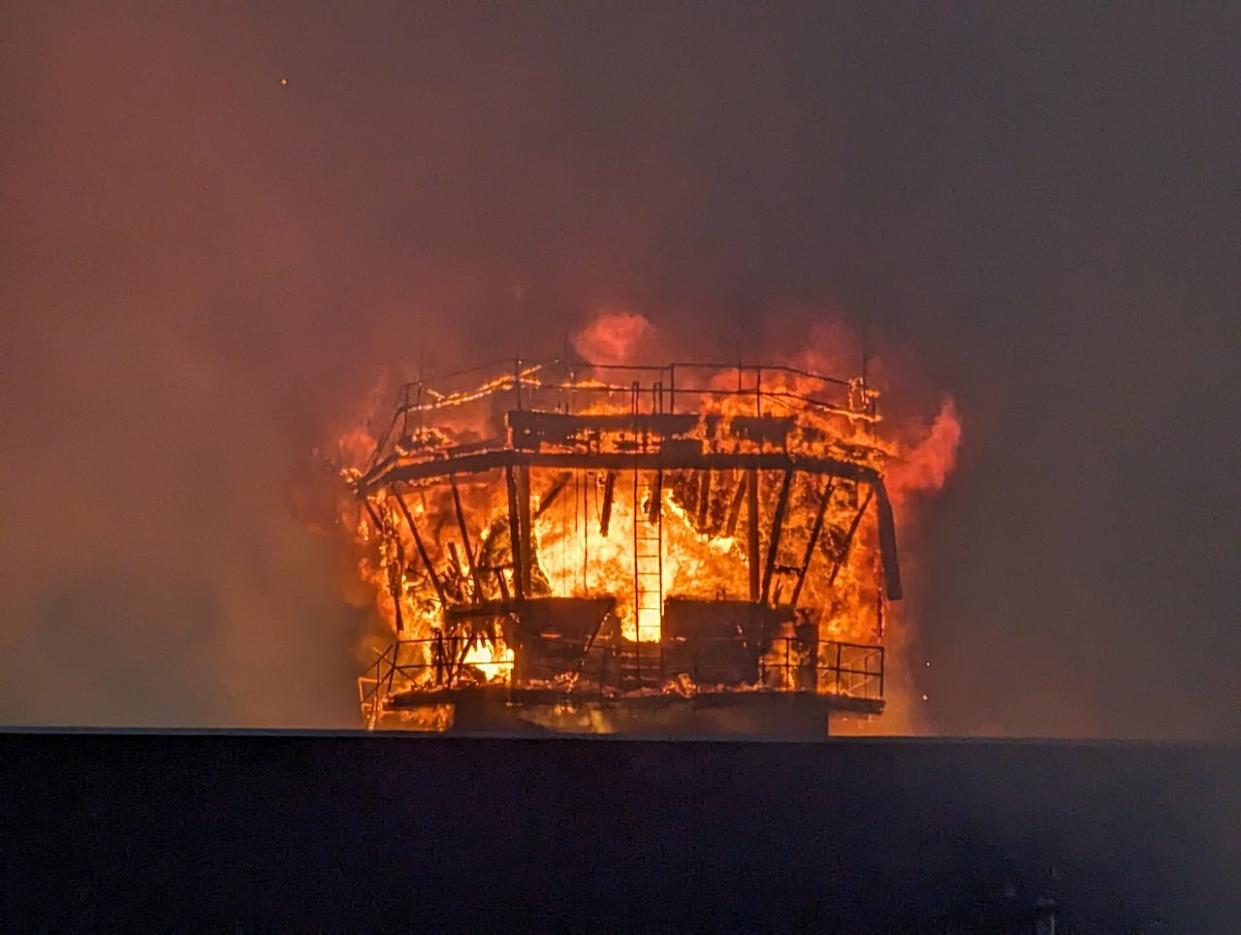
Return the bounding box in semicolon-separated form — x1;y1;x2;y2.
335;311;960;731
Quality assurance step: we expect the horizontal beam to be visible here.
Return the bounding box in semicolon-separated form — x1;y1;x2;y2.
361;447;882;490
360;447;902;601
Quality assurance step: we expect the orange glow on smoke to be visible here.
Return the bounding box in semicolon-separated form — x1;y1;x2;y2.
571;309;651;365
886;398;962;501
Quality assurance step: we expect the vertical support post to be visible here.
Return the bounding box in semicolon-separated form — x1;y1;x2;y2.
632;466;642;686
647;469;663;522
873;482;903;600
504;465;525;601
630;381;642;450
874;551;886;640
696;469;712;530
581;469;589;593
600;470;616;536
760;469;793;605
516;463;533;594
414;381;425;440
513;358;522;411
785;632;791;691
747;468;760;602
724;472;746;537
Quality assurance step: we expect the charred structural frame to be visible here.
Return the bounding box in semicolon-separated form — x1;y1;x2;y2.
353;359;899;736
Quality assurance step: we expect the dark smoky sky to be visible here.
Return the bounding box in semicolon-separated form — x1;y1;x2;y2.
2;2;1237;736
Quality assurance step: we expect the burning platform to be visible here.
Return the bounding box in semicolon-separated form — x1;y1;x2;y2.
346;358;900;735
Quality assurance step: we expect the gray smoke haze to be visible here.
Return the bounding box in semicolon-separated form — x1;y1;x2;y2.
2;3;1237;735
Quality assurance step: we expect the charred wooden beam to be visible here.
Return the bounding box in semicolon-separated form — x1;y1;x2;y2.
362;497;385;538
760;469;794;605
728;415;793;449
600;470;616;536
647;469;663;522
515;464;533;594
474;521;511;603
790;479;834;608
444;599;517;622
874;484;902;601
431;632;446;685
747;469;760;602
533;470;573;520
363;499;405;633
724;472;746;537
696;469;712;529
447;541;466;594
381;641;401;706
390;485;448;609
504;465;525;601
828;488;875;587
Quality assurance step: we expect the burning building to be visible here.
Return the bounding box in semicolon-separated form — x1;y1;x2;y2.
346;356;906;736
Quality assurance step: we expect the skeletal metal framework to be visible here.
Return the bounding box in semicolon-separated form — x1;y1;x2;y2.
351;358;898;734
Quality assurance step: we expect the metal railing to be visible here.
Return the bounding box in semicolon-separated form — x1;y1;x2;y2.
367;358;879;472
358;633;884;728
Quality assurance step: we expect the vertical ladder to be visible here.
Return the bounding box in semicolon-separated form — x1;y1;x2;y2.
632;466;663;682
627;381;663;687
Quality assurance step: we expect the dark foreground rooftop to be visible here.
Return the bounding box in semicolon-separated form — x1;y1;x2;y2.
2;730;1237;932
